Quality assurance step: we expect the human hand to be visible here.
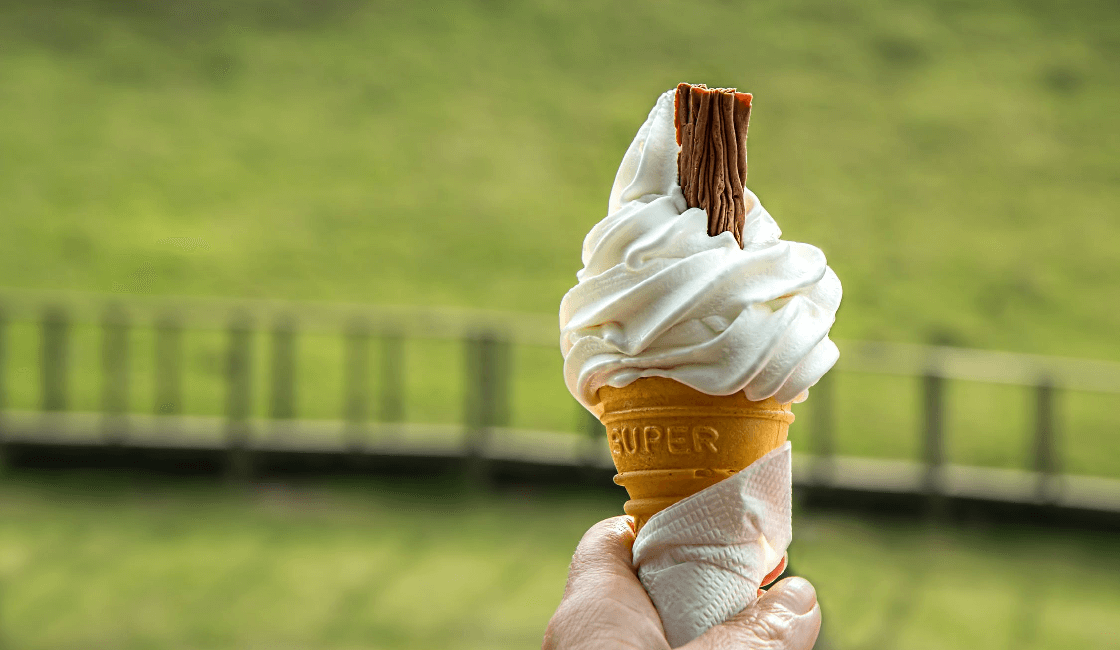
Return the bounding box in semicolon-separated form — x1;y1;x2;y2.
543;516;821;650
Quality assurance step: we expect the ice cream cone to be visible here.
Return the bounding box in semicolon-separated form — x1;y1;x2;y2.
593;377;794;532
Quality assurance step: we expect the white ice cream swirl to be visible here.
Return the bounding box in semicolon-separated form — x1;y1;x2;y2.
560;90;842;409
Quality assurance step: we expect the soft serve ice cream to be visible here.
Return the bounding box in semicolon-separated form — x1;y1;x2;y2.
559;89;842;409
558;85;838;647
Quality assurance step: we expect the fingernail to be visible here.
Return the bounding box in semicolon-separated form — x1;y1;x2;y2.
772;577;816;615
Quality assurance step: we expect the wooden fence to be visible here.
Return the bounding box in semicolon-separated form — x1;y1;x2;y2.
0;289;1118;520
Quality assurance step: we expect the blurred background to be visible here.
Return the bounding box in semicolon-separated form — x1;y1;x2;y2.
0;0;1118;648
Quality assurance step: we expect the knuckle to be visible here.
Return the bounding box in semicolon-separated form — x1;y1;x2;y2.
730;608;795;644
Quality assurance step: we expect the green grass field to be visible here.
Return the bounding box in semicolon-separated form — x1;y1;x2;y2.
1;0;1118;359
0;473;1116;650
2;0;1118;479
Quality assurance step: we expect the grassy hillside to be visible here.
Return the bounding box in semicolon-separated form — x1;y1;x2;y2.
0;0;1118;360
0;473;1116;650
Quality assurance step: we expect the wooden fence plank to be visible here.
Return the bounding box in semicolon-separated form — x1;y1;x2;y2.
225;314;253;479
100;304;129;442
154;313;182;417
810;372;835;484
269;315;296;421
380;331;403;425
1033;378;1060;503
463;333;511;485
922;373;945;496
41;307;68;413
344;318;369;448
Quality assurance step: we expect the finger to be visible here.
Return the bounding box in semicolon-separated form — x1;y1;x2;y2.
560;515;638;599
545;516;669;650
683;576;821;650
761;553;788;588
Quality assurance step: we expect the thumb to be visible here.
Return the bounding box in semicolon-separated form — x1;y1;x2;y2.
683;577;821;650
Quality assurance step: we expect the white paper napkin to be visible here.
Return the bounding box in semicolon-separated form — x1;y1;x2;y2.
631;442;793;648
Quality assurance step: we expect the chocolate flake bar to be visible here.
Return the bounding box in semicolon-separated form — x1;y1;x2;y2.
675;83;753;248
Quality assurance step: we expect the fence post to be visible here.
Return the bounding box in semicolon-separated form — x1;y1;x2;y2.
580;401;605;469
463;332;510;485
810;372;835;484
0;305;7;469
100;304;130;443
380;331;404;428
1033;378;1060;503
225;315;253;480
922;372;945;498
344;319;370;449
41;307;69;414
269;315;296;438
154;313;183;438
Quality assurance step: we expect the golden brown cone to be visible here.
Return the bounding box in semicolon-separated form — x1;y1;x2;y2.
593;377;793;532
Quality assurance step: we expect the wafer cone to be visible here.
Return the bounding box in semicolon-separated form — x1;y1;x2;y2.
593;377;793;532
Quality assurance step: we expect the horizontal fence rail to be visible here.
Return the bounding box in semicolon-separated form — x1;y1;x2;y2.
2;288;1119;391
0;289;1118;523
